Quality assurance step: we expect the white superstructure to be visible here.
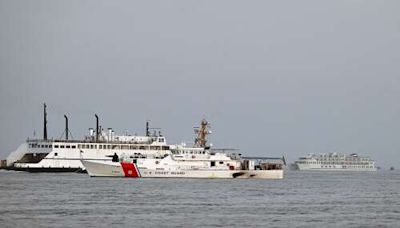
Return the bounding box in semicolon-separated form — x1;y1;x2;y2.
294;153;377;171
6;133;170;172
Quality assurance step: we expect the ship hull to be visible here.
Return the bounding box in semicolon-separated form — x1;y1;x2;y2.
4;166;82;173
82;160;129;177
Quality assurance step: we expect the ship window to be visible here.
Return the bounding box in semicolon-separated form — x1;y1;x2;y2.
219;161;223;164
55;145;59;148
49;145;52;148
72;145;76;149
90;145;94;149
99;145;102;149
107;145;111;149
66;145;70;149
121;145;129;150
211;161;215;167
54;153;58;156
60;145;65;148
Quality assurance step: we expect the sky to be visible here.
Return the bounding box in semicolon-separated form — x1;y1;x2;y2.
0;0;399;168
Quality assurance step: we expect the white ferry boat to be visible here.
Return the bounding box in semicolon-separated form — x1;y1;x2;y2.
5;104;170;172
294;153;377;171
82;120;285;179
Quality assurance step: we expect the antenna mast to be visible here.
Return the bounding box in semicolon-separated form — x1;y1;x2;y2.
194;119;211;148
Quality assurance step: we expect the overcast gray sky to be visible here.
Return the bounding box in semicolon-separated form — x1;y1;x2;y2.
0;0;399;167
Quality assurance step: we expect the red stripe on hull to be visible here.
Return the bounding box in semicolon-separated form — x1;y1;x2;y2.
120;162;140;177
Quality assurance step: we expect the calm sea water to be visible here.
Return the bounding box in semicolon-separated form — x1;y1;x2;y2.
0;170;399;228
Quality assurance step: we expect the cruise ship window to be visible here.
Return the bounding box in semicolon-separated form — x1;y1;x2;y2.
60;145;65;148
72;145;76;149
55;145;59;148
54;153;58;156
66;145;70;149
49;145;52;148
90;145;94;149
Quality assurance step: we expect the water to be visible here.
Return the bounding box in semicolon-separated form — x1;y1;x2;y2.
0;170;399;228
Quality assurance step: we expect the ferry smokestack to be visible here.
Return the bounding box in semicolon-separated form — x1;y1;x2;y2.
146;120;150;137
43;103;47;140
95;114;99;142
64;115;69;141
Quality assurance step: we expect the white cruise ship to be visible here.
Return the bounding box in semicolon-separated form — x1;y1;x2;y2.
5;104;170;172
294;153;377;171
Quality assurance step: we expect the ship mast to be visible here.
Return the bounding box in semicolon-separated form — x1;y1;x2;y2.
64;115;69;141
95;114;99;142
194;119;211;148
43;103;47;140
